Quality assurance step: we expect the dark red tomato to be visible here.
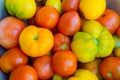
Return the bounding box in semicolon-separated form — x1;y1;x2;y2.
99;57;120;80
97;9;120;34
62;0;80;12
52;33;71;53
52;50;77;77
58;11;81;36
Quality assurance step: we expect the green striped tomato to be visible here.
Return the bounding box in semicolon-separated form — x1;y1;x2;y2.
5;0;36;19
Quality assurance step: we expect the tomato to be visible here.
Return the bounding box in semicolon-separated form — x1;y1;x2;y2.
52;33;71;53
97;9;120;34
58;11;81;36
0;16;25;49
33;55;54;80
99;57;120;80
0;47;28;73
62;0;80;12
35;6;59;29
5;0;36;19
19;25;54;57
52;50;77;77
9;65;38;80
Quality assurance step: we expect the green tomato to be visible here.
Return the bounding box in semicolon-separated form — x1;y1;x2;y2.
71;21;115;63
5;0;36;19
52;74;63;80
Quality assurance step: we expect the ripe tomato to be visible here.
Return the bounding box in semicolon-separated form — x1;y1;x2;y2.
0;16;25;49
99;57;120;80
52;50;77;77
35;6;59;29
0;47;28;73
62;0;80;12
58;11;81;36
52;33;71;53
33;55;54;80
9;65;38;80
97;9;120;34
19;25;54;57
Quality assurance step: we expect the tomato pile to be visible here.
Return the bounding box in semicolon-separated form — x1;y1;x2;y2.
0;0;120;80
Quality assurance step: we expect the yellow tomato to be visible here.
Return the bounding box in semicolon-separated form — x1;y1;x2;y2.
19;26;54;57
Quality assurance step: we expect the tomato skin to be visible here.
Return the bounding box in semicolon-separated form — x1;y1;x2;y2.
0;16;25;49
62;0;80;12
52;33;71;53
0;47;28;73
33;55;54;80
58;11;81;36
52;50;77;77
97;9;120;34
99;57;120;80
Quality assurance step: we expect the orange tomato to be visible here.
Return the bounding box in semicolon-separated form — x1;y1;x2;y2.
97;9;120;34
0;16;25;49
33;55;54;80
58;11;81;36
35;6;59;29
52;50;77;77
0;47;28;73
9;65;38;80
19;25;54;57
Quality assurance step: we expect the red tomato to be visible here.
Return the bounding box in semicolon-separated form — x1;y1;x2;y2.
33;55;54;80
35;6;59;29
0;47;28;73
0;16;25;49
52;33;71;53
62;0;80;12
9;65;38;80
58;11;81;36
97;9;120;34
99;57;120;80
52;50;77;77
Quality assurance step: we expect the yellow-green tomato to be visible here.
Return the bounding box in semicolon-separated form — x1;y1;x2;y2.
5;0;36;19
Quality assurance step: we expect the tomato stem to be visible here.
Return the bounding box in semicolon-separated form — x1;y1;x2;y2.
107;72;112;77
34;36;39;40
61;44;67;50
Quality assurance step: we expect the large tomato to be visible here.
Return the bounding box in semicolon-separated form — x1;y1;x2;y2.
19;25;54;57
99;57;120;80
97;9;120;34
0;16;25;49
